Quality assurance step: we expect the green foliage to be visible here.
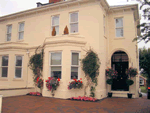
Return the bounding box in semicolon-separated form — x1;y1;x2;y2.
139;48;150;85
82;50;100;80
90;86;95;97
106;68;118;79
68;79;83;90
126;79;134;86
106;79;113;85
29;48;44;88
133;0;150;43
82;49;100;97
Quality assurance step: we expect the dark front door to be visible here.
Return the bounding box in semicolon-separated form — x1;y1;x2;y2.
111;51;129;91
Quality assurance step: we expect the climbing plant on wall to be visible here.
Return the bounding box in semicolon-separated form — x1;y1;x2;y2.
29;47;44;91
82;49;100;97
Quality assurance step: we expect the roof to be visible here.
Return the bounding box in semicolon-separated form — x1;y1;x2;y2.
0;0;139;21
139;75;147;80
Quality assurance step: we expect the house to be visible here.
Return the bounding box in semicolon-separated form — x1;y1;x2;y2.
139;75;146;86
0;0;140;99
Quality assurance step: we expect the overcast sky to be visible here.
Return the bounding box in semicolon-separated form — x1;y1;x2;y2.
0;0;149;48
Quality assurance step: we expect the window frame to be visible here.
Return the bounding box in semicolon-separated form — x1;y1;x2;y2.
15;55;23;78
115;17;124;37
6;25;12;41
49;51;62;79
70;51;80;80
0;55;9;78
18;22;25;40
51;15;60;36
69;12;79;34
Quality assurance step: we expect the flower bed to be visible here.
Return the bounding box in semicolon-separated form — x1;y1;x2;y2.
68;96;99;102
26;92;42;96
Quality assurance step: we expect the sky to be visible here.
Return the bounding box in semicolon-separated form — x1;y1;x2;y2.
0;0;149;48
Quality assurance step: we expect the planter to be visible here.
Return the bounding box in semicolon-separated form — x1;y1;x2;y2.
127;93;132;98
108;92;112;97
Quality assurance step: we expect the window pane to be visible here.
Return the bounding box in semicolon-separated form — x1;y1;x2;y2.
7;34;11;41
2;56;8;66
70;23;78;33
19;23;24;31
51;53;61;65
116;18;123;28
71;67;78;79
52;16;59;26
7;25;12;34
52;26;59;35
51;66;61;79
116;28;123;37
70;13;78;23
16;56;22;66
2;67;8;77
19;32;24;40
15;68;22;78
72;53;79;65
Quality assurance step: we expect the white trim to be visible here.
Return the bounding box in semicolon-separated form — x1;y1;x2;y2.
70;51;80;80
49;51;62;79
18;22;25;40
69;12;79;34
115;17;124;38
51;15;60;36
6;25;12;42
14;55;23;79
0;55;9;78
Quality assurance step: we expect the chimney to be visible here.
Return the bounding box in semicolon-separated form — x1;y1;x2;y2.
49;0;61;3
36;2;42;7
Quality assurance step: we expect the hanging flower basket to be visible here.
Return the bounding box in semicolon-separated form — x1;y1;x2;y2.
45;77;60;96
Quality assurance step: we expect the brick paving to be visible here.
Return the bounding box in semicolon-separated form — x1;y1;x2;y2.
2;95;150;113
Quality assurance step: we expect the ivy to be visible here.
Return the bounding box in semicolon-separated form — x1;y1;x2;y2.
29;47;44;89
82;49;100;97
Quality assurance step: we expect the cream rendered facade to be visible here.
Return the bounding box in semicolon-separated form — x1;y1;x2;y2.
0;0;139;99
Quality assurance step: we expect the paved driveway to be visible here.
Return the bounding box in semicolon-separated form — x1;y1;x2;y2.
2;95;150;113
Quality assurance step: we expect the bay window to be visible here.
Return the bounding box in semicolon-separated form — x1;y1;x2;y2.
50;52;62;79
71;52;79;79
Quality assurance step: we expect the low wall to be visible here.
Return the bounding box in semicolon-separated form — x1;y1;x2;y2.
0;87;35;97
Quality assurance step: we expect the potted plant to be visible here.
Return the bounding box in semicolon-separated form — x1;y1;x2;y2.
126;67;138;98
126;79;134;98
106;79;113;97
106;68;118;97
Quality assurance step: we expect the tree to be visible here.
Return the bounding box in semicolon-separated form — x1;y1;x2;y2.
133;0;150;43
139;47;150;86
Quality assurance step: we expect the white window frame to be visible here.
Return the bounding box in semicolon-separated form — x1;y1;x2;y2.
49;52;62;79
69;12;79;33
70;51;80;80
0;55;9;78
15;55;23;78
115;17;124;37
18;22;25;40
6;25;12;41
51;15;60;36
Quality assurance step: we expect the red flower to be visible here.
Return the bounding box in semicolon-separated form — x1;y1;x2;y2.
57;78;60;81
80;78;82;80
48;77;50;80
78;80;80;82
45;80;48;82
36;77;39;83
81;81;82;83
